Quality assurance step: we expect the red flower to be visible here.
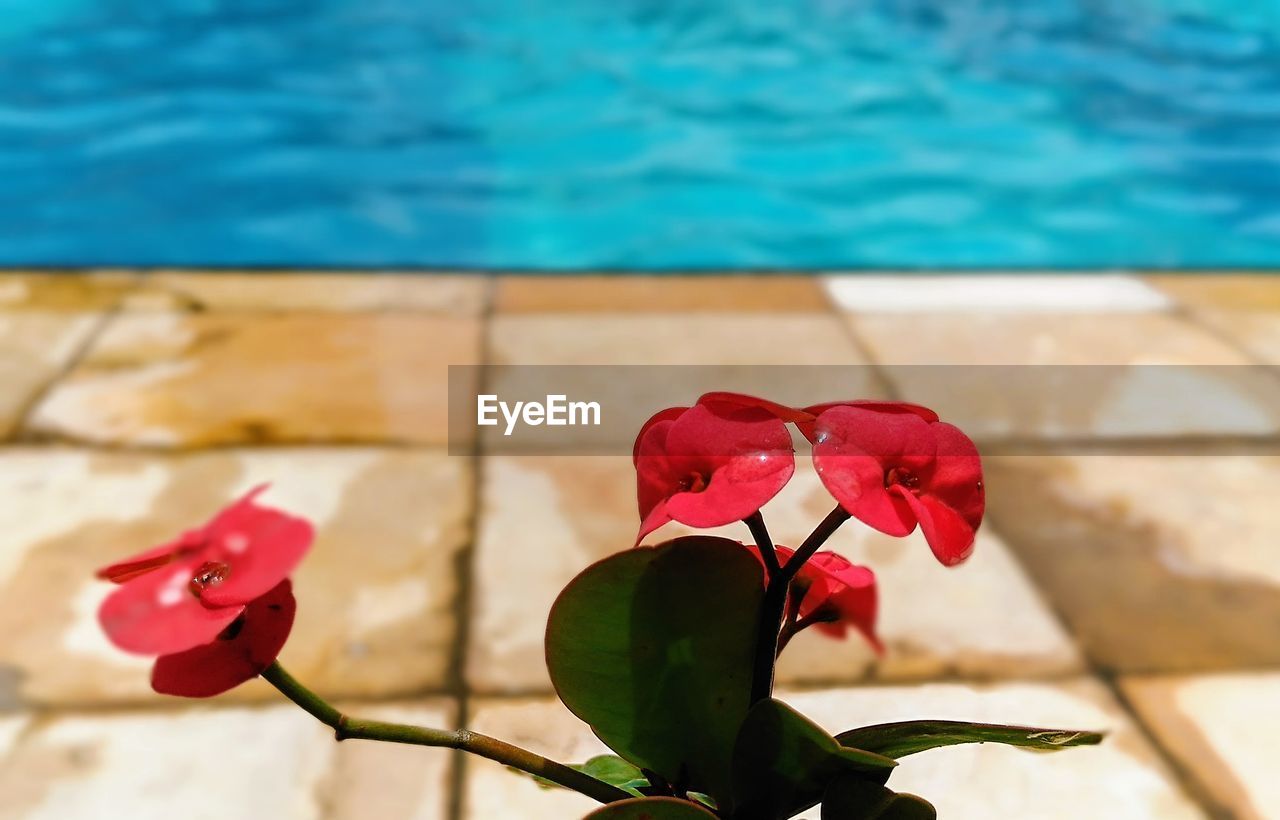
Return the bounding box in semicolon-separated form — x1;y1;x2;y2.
151;580;297;698
634;397;795;541
747;545;882;653
810;405;983;566
696;392;938;444
97;487;313;696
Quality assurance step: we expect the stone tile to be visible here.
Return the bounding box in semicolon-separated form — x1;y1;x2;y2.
26;312;481;446
1122;672;1280;820
825;274;1171;313
466;457;1080;694
783;679;1204;820
494;275;830;313
0;273;140;311
984;454;1280;673
127;272;487;314
0;701;452;820
844;312;1280;440
0;713;30;759
463;681;1203;819
1146;275;1280;312
484;314;884;453
326;700;457;820
0;448;471;705
1146;275;1280;364
0;313;100;439
491;313;870;366
1190;311;1280;364
463;697;613;819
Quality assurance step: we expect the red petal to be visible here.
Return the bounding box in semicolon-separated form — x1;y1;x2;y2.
798;400;939;442
664;403;793;459
665;450;795;528
697;392;814;423
632;407;688;465
99;563;245;655
636;498;673;543
804;552;882;653
811;406;938;536
922;422;985;533
194;495;315;608
901;492;977;567
152;580;297;698
96;545;187;584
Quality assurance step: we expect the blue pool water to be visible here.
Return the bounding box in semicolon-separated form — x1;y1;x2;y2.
2;0;1280;268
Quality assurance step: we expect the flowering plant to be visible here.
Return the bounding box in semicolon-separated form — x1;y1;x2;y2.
96;393;1101;818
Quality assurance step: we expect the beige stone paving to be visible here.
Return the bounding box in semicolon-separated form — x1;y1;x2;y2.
0;701;453;820
494;275;829;313
0;448;471;705
986;453;1280;674
462;680;1205;820
127;272;488;314
1148;274;1280;365
467;457;1081;694
25;312;481;446
842;312;1280;440
3;272;1277;819
0;273;141;312
0;313;103;439
1121;672;1280;820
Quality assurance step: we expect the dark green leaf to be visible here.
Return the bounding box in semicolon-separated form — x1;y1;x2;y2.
731;698;897;820
522;755;650;797
822;777;937;820
835;720;1105;759
583;797;719;819
547;536;764;807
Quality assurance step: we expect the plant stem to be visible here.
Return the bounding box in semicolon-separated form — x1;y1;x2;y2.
749;504;852;703
743;511;779;578
261;662;630;805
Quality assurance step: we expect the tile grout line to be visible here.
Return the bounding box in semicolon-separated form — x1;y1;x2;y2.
8;271;149;440
814;277;902;401
445;274;496;820
981;509;1226;819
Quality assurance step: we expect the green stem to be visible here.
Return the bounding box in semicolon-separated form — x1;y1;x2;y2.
749;505;852;703
261;662;630;805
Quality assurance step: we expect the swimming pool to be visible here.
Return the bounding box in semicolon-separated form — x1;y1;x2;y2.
2;0;1279;268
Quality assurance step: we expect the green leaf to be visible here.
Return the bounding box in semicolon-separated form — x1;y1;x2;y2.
835;720;1105;759
583;797;719;819
731;698;897;820
821;777;937;820
522;755;650;797
546;536;765;807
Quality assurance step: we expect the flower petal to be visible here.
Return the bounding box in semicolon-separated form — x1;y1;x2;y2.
697;392;814;423
797;400;939;442
195;497;315;608
152;580;297;698
811;406;940;536
99;563;245;655
665;450;795;528
632;407;688;465
900;492;977;567
922;422;985;534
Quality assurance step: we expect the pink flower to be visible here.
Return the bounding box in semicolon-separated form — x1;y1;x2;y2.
152;580;297;698
747;545;882;653
810;406;984;566
96;487;313;696
634;396;795;541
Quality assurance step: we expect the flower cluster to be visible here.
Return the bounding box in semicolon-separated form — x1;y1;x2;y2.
635;392;984;652
96;486;313;697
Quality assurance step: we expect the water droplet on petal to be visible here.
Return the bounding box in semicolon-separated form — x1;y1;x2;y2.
189;560;230;596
